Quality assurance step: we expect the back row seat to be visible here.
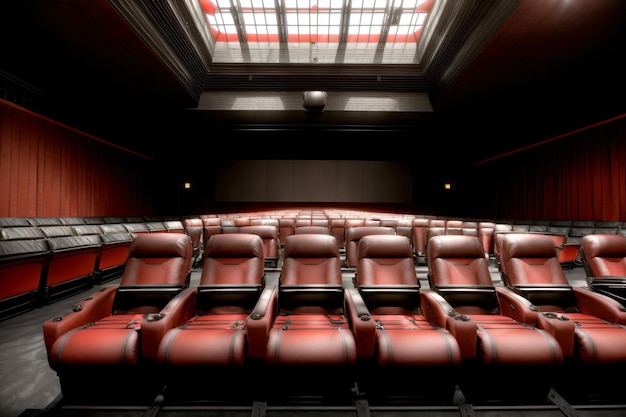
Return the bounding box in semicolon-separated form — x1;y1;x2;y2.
0;217;185;320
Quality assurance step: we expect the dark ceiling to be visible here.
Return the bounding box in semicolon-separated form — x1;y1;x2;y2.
2;0;626;167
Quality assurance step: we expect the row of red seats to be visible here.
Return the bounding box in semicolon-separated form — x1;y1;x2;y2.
42;231;626;407
0;217;185;320
4;210;624;323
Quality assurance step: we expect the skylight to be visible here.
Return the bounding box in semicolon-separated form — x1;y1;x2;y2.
195;0;434;64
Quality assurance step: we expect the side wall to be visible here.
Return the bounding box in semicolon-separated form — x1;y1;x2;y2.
0;100;154;217
462;114;626;221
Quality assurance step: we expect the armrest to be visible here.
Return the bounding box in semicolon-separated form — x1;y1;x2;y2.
140;287;198;360
587;276;626;286
495;287;540;325
420;289;477;360
536;311;575;358
344;288;376;359
573;287;626;324
247;285;279;361
42;285;118;355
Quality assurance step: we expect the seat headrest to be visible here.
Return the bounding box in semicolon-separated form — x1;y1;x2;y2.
205;233;264;258
358;234;412;259
294;226;331;235
582;234;626;258
428;235;484;259
128;232;191;258
346;226;395;241
283;234;339;258
501;233;556;259
238;225;278;239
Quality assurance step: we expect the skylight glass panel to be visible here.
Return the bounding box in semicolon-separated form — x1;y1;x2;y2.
198;0;433;63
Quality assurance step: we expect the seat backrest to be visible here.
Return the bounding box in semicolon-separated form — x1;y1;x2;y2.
163;220;185;233
580;233;626;277
114;233;193;313
500;233;577;312
201;233;265;286
356;234;419;314
238;225;279;260
345;226;395;267
121;232;192;287
294;225;331;235
278;217;296;244
198;233;265;312
412;218;430;255
279;234;343;313
182;218;203;247
329;218;346;248
427;235;499;315
357;234;416;287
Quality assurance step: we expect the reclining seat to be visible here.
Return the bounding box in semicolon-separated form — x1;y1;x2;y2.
146;233;268;403
421;235;563;404
42;232;193;403
500;233;626;403
345;226;395;268
182;218;204;267
354;234;462;405
238;225;280;269
579;233;626;307
247;233;373;404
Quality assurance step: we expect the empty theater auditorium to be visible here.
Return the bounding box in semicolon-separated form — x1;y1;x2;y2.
2;1;626;416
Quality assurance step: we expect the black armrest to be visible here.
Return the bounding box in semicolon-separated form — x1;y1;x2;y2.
588;276;626;287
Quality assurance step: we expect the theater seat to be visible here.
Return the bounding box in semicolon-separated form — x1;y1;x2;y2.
421;235;563;404
354;234;461;404
344;226;395;268
42;234;102;303
239;224;280;269
146;233;268;402
0;238;49;319
499;233;626;403
579;233;626;307
246;233;373;403
42;232;192;403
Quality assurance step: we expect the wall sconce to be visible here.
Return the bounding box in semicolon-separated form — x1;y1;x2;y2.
303;91;327;113
183;181;192;190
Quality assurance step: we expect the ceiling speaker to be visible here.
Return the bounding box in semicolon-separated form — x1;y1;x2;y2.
303;91;327;113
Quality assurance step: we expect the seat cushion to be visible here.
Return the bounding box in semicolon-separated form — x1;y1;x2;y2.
49;314;144;368
472;315;563;365
266;314;357;366
373;314;461;367
157;313;248;368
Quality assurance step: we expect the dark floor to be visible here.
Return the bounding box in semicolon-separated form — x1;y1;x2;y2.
2;259;625;417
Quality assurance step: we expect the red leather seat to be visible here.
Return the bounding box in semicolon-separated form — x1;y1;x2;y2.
42;232;192;403
239;225;280;269
500;233;626;403
0;238;49;319
344;226;395;268
580;233;626;306
354;234;462;404
421;234;563;404
146;233;268;402
247;233;373;403
182;218;204;265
